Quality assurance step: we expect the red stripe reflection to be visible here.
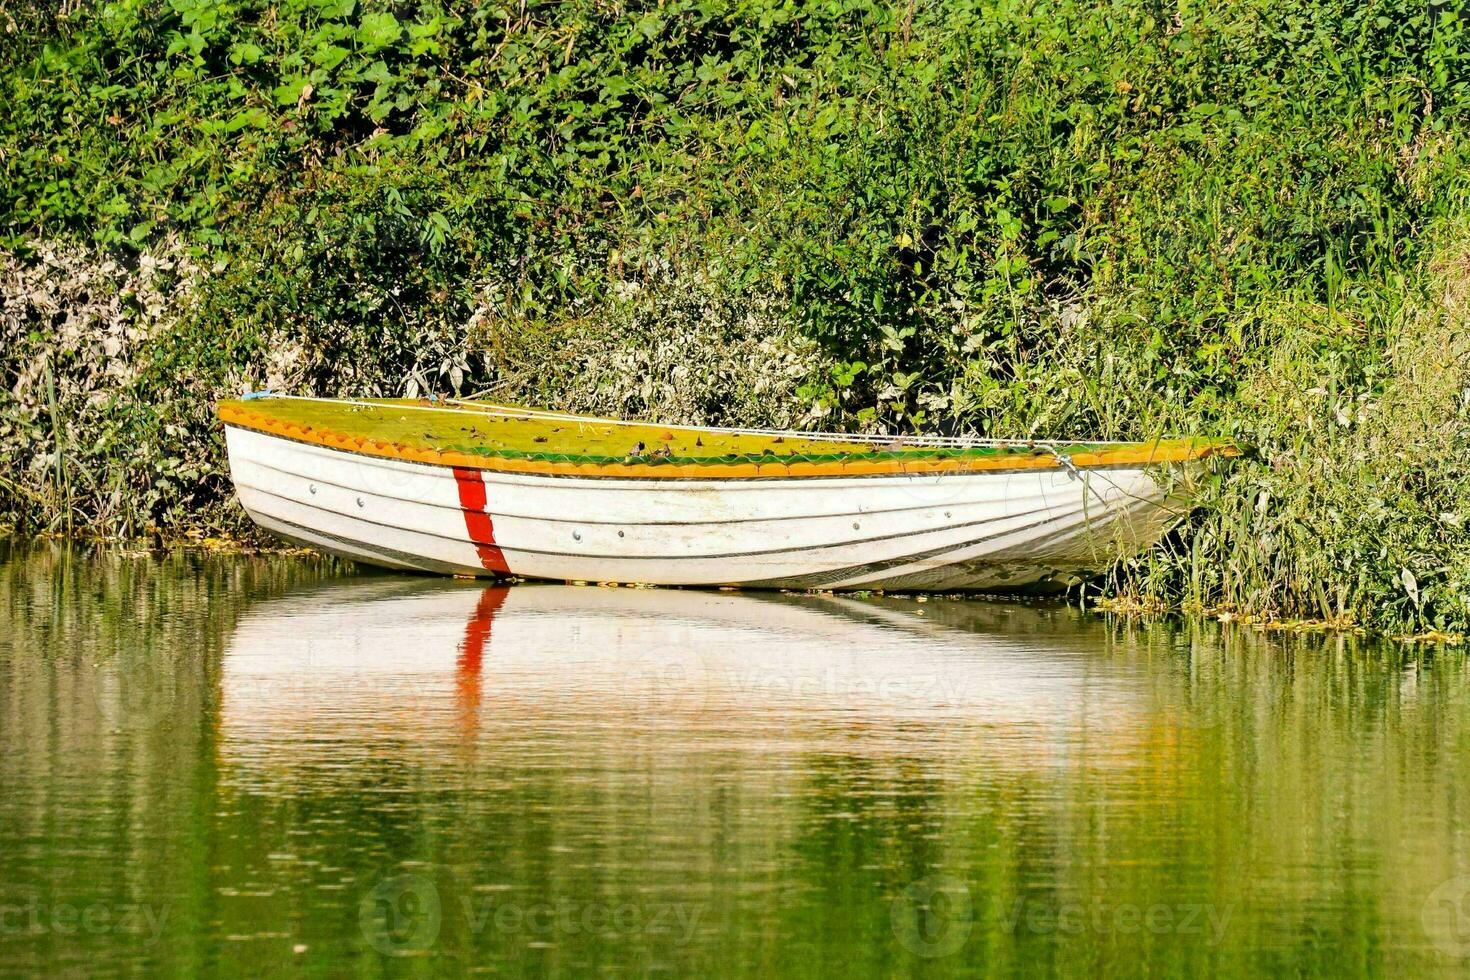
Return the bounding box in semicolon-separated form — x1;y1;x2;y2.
457;586;509;734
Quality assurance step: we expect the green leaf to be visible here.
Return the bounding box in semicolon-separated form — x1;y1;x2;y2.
311;44;351;70
357;11;402;51
272;77;310;106
228;42;263;65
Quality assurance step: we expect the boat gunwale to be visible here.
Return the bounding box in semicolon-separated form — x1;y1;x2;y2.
218;400;1239;480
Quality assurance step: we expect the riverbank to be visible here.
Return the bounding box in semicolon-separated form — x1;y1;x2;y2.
4;0;1470;634
5;226;1468;636
6;531;1464;645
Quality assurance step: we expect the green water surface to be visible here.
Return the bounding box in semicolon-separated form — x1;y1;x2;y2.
2;540;1469;977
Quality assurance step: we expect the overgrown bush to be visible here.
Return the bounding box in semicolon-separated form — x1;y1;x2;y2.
0;237;210;536
1100;227;1470;633
2;0;1469;632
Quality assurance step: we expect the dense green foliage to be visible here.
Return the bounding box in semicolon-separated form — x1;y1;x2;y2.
2;0;1469;632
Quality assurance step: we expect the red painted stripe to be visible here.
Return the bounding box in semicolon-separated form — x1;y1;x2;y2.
452;467;511;574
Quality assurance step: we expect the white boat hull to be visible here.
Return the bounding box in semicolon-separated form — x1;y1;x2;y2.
224;425;1190;591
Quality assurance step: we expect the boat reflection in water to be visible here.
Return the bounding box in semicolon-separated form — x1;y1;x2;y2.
218;578;1157;772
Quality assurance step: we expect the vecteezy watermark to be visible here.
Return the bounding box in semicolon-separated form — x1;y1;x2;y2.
1422;873;1470;958
358;874;704;956
891;875;974;957
92;667;179;732
719;665;970;702
0;898;169;945
612;663;972;717
459;894;703;943
890;877;1234;957
997;897;1233;945
359;875;443;956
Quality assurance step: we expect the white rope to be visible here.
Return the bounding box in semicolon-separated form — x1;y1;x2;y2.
250;393;1151;450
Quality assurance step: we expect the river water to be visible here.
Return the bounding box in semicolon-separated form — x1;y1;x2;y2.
1;541;1468;976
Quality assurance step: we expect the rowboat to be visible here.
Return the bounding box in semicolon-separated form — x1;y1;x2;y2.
217;395;1237;591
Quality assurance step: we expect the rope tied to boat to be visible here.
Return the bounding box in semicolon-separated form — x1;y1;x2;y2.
1042;442;1164;513
1049;449;1082;481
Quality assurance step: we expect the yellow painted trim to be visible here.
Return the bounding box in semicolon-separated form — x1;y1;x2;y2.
218;402;1238;479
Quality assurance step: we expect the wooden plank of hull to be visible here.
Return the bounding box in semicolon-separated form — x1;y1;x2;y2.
224;425;1190;591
